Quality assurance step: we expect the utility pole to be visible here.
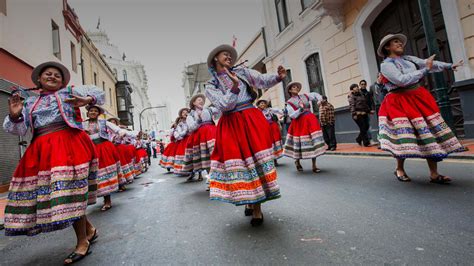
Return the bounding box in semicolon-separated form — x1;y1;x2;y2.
418;0;455;131
139;105;167;132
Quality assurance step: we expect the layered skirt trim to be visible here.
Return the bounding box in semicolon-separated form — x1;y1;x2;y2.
134;148;148;174
116;144;135;183
209;107;280;206
95;140;121;197
173;136;191;175
283;112;326;159
183;124;216;173
159;142;177;170
378;86;464;159
4;128;98;236
269;121;283;159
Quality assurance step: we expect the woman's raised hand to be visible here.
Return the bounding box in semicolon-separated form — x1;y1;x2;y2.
452;59;464;71
8;93;23;119
64;95;94;108
277;65;286;80
426;54;436;70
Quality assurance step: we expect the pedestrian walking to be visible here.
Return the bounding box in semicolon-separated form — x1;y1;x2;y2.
377;33;465;183
256;99;284;165
318;96;337;151
159;123;178;172
183;94;219;182
348;84;371;147
283;81;325;173
173;108;192;178
3;61;104;264
151;139;158;158
359;79;375;141
84;105;125;211
205;44;286;226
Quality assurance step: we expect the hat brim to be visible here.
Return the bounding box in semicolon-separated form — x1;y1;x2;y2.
207;44;238;68
256;99;269;105
286;81;302;93
31;61;71;87
189;94;206;109
377;34;407;57
178;108;190;117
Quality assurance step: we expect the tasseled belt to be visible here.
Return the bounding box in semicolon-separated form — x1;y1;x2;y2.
224;100;254;114
33;122;69;138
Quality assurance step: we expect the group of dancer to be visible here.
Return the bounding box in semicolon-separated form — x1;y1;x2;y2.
2;33;465;264
3;61;150;264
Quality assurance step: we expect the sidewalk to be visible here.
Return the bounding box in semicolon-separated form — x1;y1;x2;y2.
327;139;474;160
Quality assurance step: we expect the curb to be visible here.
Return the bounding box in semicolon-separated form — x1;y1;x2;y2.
325;151;474;160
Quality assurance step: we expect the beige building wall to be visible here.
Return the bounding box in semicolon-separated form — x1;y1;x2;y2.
81;35;118;117
457;0;474;74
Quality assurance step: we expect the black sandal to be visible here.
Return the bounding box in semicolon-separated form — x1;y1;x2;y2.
100;205;112;212
295;161;303;172
64;243;91;265
88;229;98;244
394;171;411;182
312;167;321;173
244;207;253;216
430;175;452;184
250;214;264;227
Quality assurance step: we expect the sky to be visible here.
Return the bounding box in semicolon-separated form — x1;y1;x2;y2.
70;0;263;119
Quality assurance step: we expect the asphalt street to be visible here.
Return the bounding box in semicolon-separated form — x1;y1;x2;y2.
0;155;473;265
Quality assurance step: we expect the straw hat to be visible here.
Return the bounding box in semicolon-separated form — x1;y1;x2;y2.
107;117;120;125
285;81;302;93
256;99;269;106
377;33;407;57
207;44;238;68
85;104;105;114
189;94;206;109
31;61;70;87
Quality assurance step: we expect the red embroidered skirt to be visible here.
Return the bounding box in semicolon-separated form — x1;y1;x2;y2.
159;142;177;170
283;112;325;159
378;86;464;159
183;124;216;173
94;140;121;197
269;121;283;159
210;107;280;206
173;136;191;175
115;144;135;183
4;128;98;236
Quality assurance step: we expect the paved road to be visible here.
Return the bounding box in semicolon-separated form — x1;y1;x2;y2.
1;156;473;265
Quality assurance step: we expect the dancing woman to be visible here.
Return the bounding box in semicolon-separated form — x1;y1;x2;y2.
283;82;326;173
108;118;136;186
3;61;103;264
159;123;178;172
173;108;191;177
256;99;284;165
376;33;464;183
84;105;127;211
183;94;219;181
205;44;286;226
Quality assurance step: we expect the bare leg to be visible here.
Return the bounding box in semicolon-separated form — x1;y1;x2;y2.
312;158;320;173
396;158;406;176
427;159;452;181
85;216;97;241
65;216;90;264
103;195;112;208
295;159;303;171
252;203;262;219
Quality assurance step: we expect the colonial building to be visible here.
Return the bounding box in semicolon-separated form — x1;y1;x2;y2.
81;34;118;117
0;0;85;192
88;29;165;133
182;62;211;103
239;0;474;141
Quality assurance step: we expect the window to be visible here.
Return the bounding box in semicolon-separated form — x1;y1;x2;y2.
0;0;6;15
93;72;97;85
70;42;77;72
301;0;315;10
51;20;61;59
123;70;127;81
275;0;289;32
305;53;325;112
113;68;117;78
118;97;126;111
109;88;113;106
281;69;292;101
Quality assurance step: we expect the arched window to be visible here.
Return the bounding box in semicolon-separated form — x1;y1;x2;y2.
123;69;128;81
305;53;325;112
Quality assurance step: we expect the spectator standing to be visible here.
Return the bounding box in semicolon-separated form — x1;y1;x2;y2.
348;84;371;147
318;96;337;151
359;80;375;140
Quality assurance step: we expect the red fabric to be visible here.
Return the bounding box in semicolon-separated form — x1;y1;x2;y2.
125;144;137;165
174;137;189;158
212;108;273;162
116;144;131;166
136;148;148;160
269;122;282;144
95;140;120;169
287;112;321;137
379;86;439;119
162;142;177;157
186;124;216;151
15;128;96;178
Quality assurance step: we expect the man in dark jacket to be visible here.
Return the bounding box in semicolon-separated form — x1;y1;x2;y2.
359;80;375;141
348;84;371;146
